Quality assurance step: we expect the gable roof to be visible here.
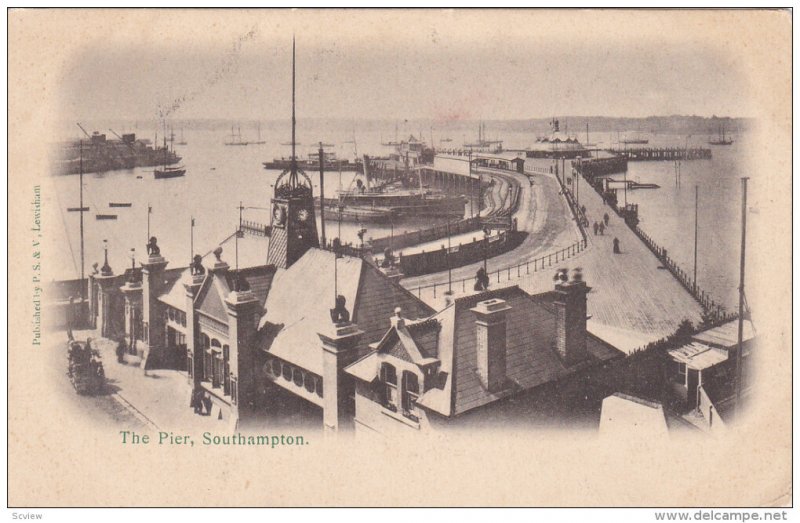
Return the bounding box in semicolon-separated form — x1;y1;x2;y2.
195;270;231;322
257;249;362;375
256;248;435;376
413;285;623;417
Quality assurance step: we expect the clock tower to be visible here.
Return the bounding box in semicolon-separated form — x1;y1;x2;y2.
267;38;320;269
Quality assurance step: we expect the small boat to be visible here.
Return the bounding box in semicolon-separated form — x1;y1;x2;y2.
96;214;118;220
67;206;89;212
136;175;143;179
109;202;132;208
154;166;186;179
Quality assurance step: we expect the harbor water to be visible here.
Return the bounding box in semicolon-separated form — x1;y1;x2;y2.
46;121;750;311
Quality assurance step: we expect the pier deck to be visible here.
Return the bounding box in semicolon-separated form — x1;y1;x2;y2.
402;159;703;353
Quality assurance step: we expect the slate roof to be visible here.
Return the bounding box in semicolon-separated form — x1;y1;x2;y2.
256;248;435;376
156;237;275;313
374;285;624;417
158;267;192;311
346;317;441;382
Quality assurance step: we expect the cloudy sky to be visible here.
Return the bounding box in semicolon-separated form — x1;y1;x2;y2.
56;10;754;123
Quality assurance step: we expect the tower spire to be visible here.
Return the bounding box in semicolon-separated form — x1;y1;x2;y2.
290;35;298;188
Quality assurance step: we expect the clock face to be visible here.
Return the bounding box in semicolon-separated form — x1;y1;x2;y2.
272;203;287;228
296;208;310;222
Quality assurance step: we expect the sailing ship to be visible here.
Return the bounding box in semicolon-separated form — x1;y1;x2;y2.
381;122;401;146
464;122;503;152
708;125;734;146
224;125;249;146
252;123;266;145
154;133;186;179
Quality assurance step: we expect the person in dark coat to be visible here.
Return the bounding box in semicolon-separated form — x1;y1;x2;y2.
603;213;609;226
202;392;213;416
116;337;126;363
613;237;621;254
593;222;599;236
474;267;490;291
191;389;203;414
598;222;605;235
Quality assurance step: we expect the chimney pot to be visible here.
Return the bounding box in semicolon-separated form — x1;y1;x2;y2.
471;298;511;393
390;307;405;328
554;278;590;364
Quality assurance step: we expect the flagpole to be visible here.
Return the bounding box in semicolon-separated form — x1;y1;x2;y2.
190;216;194;267
147;203;151;241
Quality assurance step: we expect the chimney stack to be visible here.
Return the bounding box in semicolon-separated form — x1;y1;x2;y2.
554;269;591;365
471;298;511;392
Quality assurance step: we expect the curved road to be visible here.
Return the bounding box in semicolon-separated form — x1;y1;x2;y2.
401;167;580;293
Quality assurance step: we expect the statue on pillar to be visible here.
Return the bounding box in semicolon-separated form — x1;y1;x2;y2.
146;236;160;257
191;254;205;276
330;295;350;324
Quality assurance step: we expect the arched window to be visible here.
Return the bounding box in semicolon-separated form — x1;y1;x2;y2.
402;371;420;418
293;368;304;387
380;363;398;411
271;358;281;377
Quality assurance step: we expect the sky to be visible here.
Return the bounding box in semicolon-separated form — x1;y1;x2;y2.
56;11;753;124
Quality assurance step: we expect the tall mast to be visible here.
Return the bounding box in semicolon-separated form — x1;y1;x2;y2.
79;139;85;302
693;185;699;294
319;142;326;247
735;177;749;416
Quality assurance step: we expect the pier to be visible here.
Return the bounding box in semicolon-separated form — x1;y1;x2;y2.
605;147;712;161
401;157;707;353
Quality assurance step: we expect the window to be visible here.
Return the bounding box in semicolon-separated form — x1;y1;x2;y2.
402;371;420;419
673;360;687;385
380;363;398;411
293;368;304;387
223;345;230;395
211;339;222;388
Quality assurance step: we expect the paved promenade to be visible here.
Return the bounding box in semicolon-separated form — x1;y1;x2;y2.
403;163;703;353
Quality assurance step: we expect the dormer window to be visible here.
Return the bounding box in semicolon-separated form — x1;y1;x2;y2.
380;363;398;411
402;371;420;421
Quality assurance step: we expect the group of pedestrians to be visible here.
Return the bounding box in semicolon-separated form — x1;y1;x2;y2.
590;212;621;254
592;213;610;236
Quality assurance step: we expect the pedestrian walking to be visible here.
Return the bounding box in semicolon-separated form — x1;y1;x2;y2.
593;222;599;236
613;237;621;254
115;337;126;364
603;212;609;226
599;222;605;235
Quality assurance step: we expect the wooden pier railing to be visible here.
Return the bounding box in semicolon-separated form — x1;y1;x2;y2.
579;169;733;323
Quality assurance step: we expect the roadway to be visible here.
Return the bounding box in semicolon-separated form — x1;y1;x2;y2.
401;161;704;354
